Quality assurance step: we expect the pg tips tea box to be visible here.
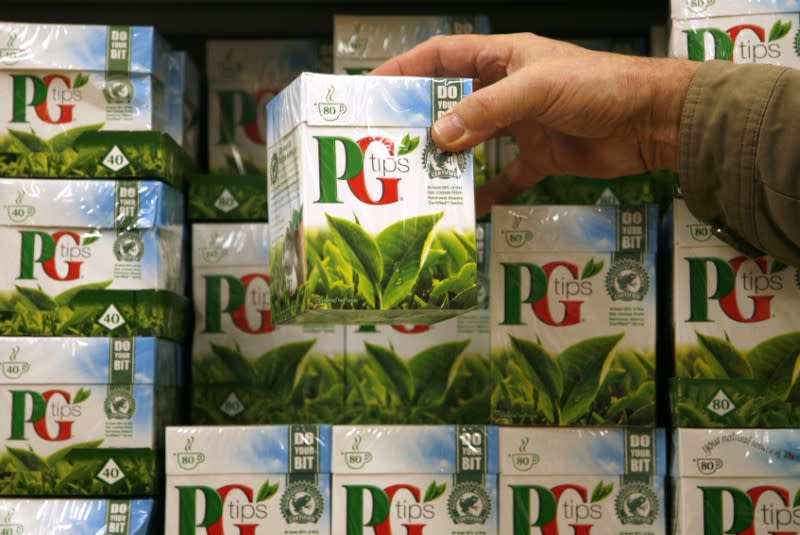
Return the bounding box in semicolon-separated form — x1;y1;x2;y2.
490;205;659;426
192;223;345;424
670;13;800;66
0;498;156;534
0;336;181;496
166;425;331;535
673;428;800;535
267;73;477;324
500;427;667;535
0;179;185;337
207;40;329;175
670;199;800;427
332;425;498;535
0;23;172;146
344;222;490;424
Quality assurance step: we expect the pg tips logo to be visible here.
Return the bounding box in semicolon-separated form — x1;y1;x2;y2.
501;258;603;327
684;18;794;62
202;273;274;335
217;87;278;146
176;479;280;535
686;256;787;323
17;230;99;282
510;481;620;535
8;387;90;442
699;484;800;535
11;71;89;124
343;480;447;535
314;132;421;206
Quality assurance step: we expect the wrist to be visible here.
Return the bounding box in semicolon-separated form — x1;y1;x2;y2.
642;57;700;171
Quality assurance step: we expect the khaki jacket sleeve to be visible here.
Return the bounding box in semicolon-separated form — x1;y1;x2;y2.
678;60;800;267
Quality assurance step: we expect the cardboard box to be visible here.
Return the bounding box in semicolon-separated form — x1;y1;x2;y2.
166;425;331;534
673;428;800;534
490;205;659;425
670;199;800;427
499;427;667;534
267;73;476;324
0;337;181;496
670;13;800;65
331;425;497;535
191;223;345;424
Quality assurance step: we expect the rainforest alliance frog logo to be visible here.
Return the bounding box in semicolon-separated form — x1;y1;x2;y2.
281;481;324;524
423;137;468;179
104;389;135;420
113;232;144;262
606;259;649;301
615;482;658;525
448;482;491;525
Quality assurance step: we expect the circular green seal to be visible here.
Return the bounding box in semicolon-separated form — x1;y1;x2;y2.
794;29;800;58
104;390;136;420
270;153;279;185
447;482;491;525
103;75;134;104
615;482;658;525
113;233;144;262
280;481;324;524
423;138;468;180
605;259;649;301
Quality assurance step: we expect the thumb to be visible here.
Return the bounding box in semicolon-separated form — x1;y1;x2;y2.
432;69;537;151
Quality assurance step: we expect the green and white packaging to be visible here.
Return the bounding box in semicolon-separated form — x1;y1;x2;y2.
1;178;185;300
673;428;800;535
165;425;331;534
332;425;498;535
670;199;800;427
499;427;667;535
671;0;800;19
0;498;156;534
188;174;268;222
670;13;800;65
192;223;345;424
333;15;490;75
344;222;490;424
0;337;181;496
207;40;329;175
490;205;659;425
267;73;477;324
0;22;172;145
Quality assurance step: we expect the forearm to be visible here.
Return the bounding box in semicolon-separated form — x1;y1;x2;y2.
678;60;800;267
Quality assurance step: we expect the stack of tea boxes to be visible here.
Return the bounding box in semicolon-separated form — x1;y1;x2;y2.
669;1;800;533
0;22;196;532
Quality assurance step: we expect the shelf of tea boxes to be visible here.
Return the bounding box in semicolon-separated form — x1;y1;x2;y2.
3;1;665;46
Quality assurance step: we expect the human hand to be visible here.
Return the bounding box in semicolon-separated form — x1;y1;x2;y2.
372;33;699;215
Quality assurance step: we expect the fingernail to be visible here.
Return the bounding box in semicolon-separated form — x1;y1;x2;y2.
433;113;465;144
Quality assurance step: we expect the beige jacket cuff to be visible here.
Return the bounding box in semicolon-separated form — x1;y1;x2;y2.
678;60;800;267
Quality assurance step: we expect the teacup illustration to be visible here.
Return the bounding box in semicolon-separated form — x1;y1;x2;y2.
343;451;372;469
1;361;29;380
688;223;712;242
503;230;533;248
510;452;540;471
695;457;723;475
5;204;35;222
175;451;206;470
